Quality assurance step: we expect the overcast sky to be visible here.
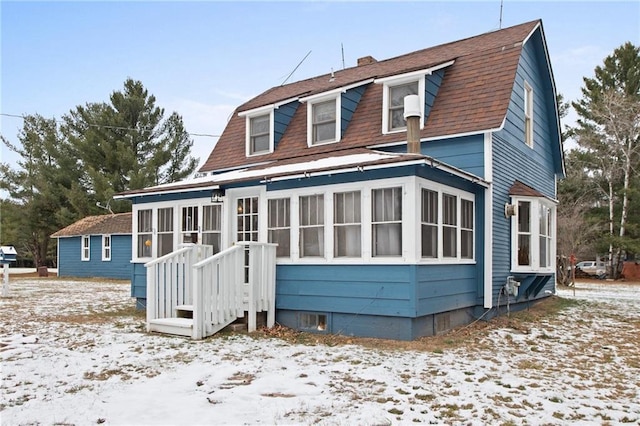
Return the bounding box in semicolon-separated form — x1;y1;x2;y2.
1;1;639;170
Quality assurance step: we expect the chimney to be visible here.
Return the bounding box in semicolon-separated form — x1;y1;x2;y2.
404;95;421;154
357;55;377;66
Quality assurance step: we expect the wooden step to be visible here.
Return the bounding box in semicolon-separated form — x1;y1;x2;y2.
148;317;193;337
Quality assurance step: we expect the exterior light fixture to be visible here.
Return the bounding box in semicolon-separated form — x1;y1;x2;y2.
211;189;224;203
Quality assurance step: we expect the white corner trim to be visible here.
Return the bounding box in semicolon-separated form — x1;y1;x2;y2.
483;185;493;309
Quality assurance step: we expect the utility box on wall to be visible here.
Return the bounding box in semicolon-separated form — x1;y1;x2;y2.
0;246;17;264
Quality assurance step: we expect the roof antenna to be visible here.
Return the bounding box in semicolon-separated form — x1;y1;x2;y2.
499;0;504;29
341;43;345;70
96;200;114;215
281;50;312;86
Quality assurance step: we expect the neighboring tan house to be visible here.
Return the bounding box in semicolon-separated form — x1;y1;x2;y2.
51;213;132;280
116;19;564;340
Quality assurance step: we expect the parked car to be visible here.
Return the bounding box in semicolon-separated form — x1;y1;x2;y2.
576;261;607;277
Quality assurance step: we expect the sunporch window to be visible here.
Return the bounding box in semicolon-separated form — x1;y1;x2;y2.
334;191;361;257
421;189;438;258
299;194;324;257
372;187;402;257
157;207;174;256
181;206;199;244
137;209;152;258
202;205;222;254
268;198;290;257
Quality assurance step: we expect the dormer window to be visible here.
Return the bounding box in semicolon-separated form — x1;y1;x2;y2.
388;81;419;131
307;96;340;146
249;113;272;155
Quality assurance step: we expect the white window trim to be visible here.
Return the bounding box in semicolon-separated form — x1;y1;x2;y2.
244;109;275;157
380;76;425;135
81;235;90;261
510;196;556;273
306;95;341;147
102;234;111;261
524;80;534;148
132;197;218;263
416;179;476;265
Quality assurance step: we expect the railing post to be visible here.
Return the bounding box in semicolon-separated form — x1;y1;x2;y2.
247;244;256;332
146;264;156;331
267;244;276;328
193;265;203;340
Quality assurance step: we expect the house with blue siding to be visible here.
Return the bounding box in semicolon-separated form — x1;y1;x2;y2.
51;213;132;280
116;20;564;340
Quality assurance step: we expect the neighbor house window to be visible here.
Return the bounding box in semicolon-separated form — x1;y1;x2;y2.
512;197;556;272
181;206;199;244
334;191;361;257
421;189;438;258
202;205;222;254
249;113;271;155
299;194;324;257
268;198;290;257
388;81;419;131
310;98;338;145
157;207;174;256
137;209;152;258
524;81;533;147
102;235;111;261
372;187;402;256
82;235;90;261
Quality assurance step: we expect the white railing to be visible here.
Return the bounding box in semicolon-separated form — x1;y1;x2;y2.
192;242;277;339
145;244;213;329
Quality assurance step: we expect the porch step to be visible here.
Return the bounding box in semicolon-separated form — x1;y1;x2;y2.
148;317;193;337
175;304;194;319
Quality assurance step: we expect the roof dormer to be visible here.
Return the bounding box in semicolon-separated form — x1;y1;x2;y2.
375;60;454;135
300;79;371;148
239;98;299;157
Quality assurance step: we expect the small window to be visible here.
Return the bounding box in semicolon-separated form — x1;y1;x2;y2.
157;207;174;256
299;194;324;257
202;205;222;254
334;191;361;257
311;99;337;144
372;187;402;257
268;198;290;257
82;235;90;261
388;81;419;131
299;313;327;331
102;235;111;261
137;209;153;258
461;199;474;259
249;113;271;155
442;194;457;258
524;81;533;147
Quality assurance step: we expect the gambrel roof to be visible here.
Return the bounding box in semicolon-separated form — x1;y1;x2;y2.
199;20;541;174
51;213;132;238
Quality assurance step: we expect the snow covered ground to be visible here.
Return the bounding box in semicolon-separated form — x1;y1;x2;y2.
1;278;638;425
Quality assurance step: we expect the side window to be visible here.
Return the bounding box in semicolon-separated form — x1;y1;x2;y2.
442;193;458;258
517;201;531;266
372;187;402;256
421;189;438;258
461;199;474;259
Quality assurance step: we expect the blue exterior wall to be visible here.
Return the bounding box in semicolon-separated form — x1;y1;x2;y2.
490;27;561;306
274;101;299;148
57;235;132;280
341;86;366;137
383;134;485;179
424;69;445;119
